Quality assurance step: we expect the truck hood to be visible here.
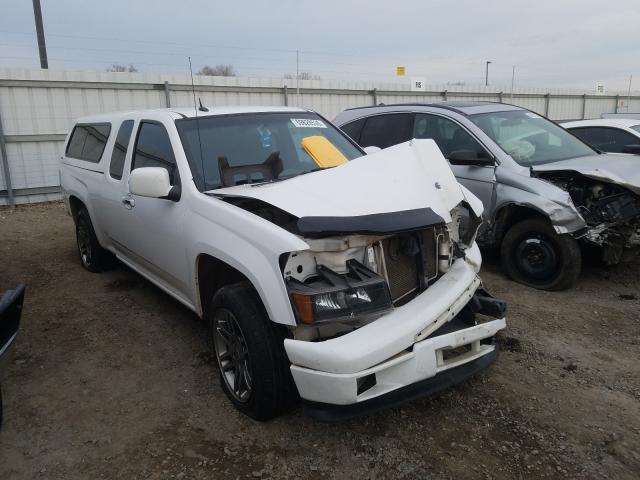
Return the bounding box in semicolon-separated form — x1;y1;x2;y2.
210;139;478;228
532;153;640;195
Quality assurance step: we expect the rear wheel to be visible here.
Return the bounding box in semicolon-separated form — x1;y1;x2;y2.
501;218;581;291
208;283;298;420
75;208;115;272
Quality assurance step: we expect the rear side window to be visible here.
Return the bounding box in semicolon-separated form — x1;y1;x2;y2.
109;120;134;180
569;127;639;153
606;128;640;153
340;118;366;143
132;121;177;185
359;114;413;149
66;124;111;162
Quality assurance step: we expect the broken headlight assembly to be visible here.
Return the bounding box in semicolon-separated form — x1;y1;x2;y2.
453;201;482;248
287;259;393;325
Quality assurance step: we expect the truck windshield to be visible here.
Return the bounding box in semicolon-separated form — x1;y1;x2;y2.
176;112;363;191
469;110;597;166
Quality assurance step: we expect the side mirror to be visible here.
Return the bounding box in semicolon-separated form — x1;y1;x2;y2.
129;167;180;201
621;144;640;155
448;150;494;166
363;146;382;155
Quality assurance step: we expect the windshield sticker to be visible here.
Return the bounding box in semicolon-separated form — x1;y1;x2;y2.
257;125;272;148
525;112;541;119
291;118;327;128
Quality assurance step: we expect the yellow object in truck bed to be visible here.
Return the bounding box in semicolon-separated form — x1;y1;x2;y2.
301;136;348;168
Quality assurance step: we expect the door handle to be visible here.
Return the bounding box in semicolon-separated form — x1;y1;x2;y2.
122;196;135;209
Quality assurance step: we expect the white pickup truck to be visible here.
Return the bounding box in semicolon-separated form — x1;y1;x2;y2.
60;106;506;421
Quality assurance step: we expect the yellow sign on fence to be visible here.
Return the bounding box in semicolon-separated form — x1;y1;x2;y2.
396;66;406;76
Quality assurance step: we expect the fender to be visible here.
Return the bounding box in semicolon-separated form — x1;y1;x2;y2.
492;165;586;236
186;192;309;326
60;164;112;247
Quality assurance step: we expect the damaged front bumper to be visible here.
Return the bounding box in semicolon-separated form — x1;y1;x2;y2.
284;250;506;420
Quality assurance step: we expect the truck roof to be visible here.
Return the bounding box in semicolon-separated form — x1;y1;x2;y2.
73;106;310;124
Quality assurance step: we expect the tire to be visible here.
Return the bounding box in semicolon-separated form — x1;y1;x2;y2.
0;383;3;428
501;218;581;291
75;207;115;273
207;282;298;420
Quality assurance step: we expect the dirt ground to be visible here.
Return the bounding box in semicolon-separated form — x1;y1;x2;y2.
0;201;638;479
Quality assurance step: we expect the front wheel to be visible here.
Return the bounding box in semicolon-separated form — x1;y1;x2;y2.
501;218;581;291
207;283;298;420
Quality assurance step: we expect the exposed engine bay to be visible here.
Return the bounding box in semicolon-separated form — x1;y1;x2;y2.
282;225;460;340
217;194;483;340
536;170;640;264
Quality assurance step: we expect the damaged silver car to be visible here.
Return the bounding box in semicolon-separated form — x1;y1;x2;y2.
335;102;640;290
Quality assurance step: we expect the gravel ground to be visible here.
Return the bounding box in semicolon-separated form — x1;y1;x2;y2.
0;201;639;479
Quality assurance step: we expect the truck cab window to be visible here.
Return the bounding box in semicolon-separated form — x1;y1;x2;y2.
132;121;177;184
109;120;134;180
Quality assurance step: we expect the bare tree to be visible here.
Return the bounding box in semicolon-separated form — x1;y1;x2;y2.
106;64;138;72
197;64;236;77
284;71;321;80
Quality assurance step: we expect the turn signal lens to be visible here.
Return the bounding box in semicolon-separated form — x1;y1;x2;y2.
292;293;315;324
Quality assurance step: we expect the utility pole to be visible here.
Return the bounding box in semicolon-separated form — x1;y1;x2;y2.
32;0;48;69
296;50;300;106
627;75;633;112
510;65;515;102
485;61;492;87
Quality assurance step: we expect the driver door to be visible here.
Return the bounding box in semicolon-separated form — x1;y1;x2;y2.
112;120;191;300
413;113;496;209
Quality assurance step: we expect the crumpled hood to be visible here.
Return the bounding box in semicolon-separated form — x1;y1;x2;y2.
532;153;640;195
211;139;478;224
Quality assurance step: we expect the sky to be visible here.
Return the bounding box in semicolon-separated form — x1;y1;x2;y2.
0;0;639;92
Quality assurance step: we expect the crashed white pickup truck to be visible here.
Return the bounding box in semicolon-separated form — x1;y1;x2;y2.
60;107;506;421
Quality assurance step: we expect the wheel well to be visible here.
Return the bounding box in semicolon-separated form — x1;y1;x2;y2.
68;195;85;222
196;254;252;317
494;205;548;245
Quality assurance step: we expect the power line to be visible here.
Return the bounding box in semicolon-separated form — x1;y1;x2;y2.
0;29;488;66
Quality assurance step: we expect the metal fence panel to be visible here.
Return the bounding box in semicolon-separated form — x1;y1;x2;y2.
1;67;639;205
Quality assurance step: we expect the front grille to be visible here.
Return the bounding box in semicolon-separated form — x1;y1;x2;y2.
382;235;419;302
381;227;441;304
419;228;438;280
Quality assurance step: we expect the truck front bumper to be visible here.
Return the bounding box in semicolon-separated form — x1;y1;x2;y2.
284;250;505;417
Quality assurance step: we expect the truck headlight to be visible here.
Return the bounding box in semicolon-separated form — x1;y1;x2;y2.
287;260;393;324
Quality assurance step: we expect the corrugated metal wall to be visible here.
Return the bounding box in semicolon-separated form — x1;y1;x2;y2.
1;67;640;205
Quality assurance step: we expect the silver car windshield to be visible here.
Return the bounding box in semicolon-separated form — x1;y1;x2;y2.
469;110;597;166
632;125;640;134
